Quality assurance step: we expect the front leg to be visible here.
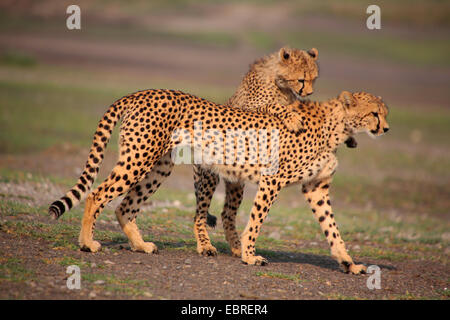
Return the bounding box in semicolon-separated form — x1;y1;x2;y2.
241;177;280;265
256;101;303;133
302;178;366;274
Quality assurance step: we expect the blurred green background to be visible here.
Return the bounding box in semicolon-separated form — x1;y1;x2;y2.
0;0;449;269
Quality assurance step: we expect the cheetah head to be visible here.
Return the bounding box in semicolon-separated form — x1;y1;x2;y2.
275;47;319;99
338;91;389;137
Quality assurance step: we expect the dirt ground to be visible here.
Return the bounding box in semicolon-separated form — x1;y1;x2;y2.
1;229;447;300
0;148;448;300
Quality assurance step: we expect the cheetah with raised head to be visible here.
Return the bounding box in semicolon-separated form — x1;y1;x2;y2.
49;88;389;274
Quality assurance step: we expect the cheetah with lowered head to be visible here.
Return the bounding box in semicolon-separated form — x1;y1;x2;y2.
49;89;389;274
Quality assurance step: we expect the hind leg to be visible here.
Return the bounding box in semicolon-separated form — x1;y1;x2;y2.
79;160;155;252
193;165;220;256
115;152;173;253
221;180;244;257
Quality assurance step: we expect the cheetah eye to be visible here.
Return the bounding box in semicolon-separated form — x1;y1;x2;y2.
371;112;379;117
298;79;304;84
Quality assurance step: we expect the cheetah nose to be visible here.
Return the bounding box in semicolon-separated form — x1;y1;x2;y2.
383;127;389;133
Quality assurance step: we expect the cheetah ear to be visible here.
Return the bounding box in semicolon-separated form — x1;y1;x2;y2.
279;47;290;62
307;48;318;61
338;91;356;109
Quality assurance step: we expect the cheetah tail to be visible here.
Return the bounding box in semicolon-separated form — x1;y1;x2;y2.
48;98;127;219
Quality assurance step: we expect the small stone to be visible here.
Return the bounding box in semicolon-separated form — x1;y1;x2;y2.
173;200;181;207
89;291;97;299
269;231;280;240
90;262;97;268
104;260;115;265
184;258;192;264
143;292;153;298
94;280;105;285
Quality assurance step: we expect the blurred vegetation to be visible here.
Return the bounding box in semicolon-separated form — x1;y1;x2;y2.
2;0;449;26
0;51;37;67
0;1;449;68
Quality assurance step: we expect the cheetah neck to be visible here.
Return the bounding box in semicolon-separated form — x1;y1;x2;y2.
320;99;353;150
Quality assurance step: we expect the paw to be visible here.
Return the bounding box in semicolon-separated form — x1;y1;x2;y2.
80;240;101;253
343;262;367;275
132;242;158;254
231;247;242;258
197;244;218;257
242;255;268;266
283;112;304;133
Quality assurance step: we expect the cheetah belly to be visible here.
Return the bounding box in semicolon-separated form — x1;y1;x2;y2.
200;163;262;185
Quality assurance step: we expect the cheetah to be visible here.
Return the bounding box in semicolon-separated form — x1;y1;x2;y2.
49;89;389;274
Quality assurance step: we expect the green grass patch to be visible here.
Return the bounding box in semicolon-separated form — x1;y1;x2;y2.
82;272;151;296
0;257;35;283
0;51;37;68
255;271;303;282
0;199;39;216
0;167;75;189
0;80;122;153
352;245;416;261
